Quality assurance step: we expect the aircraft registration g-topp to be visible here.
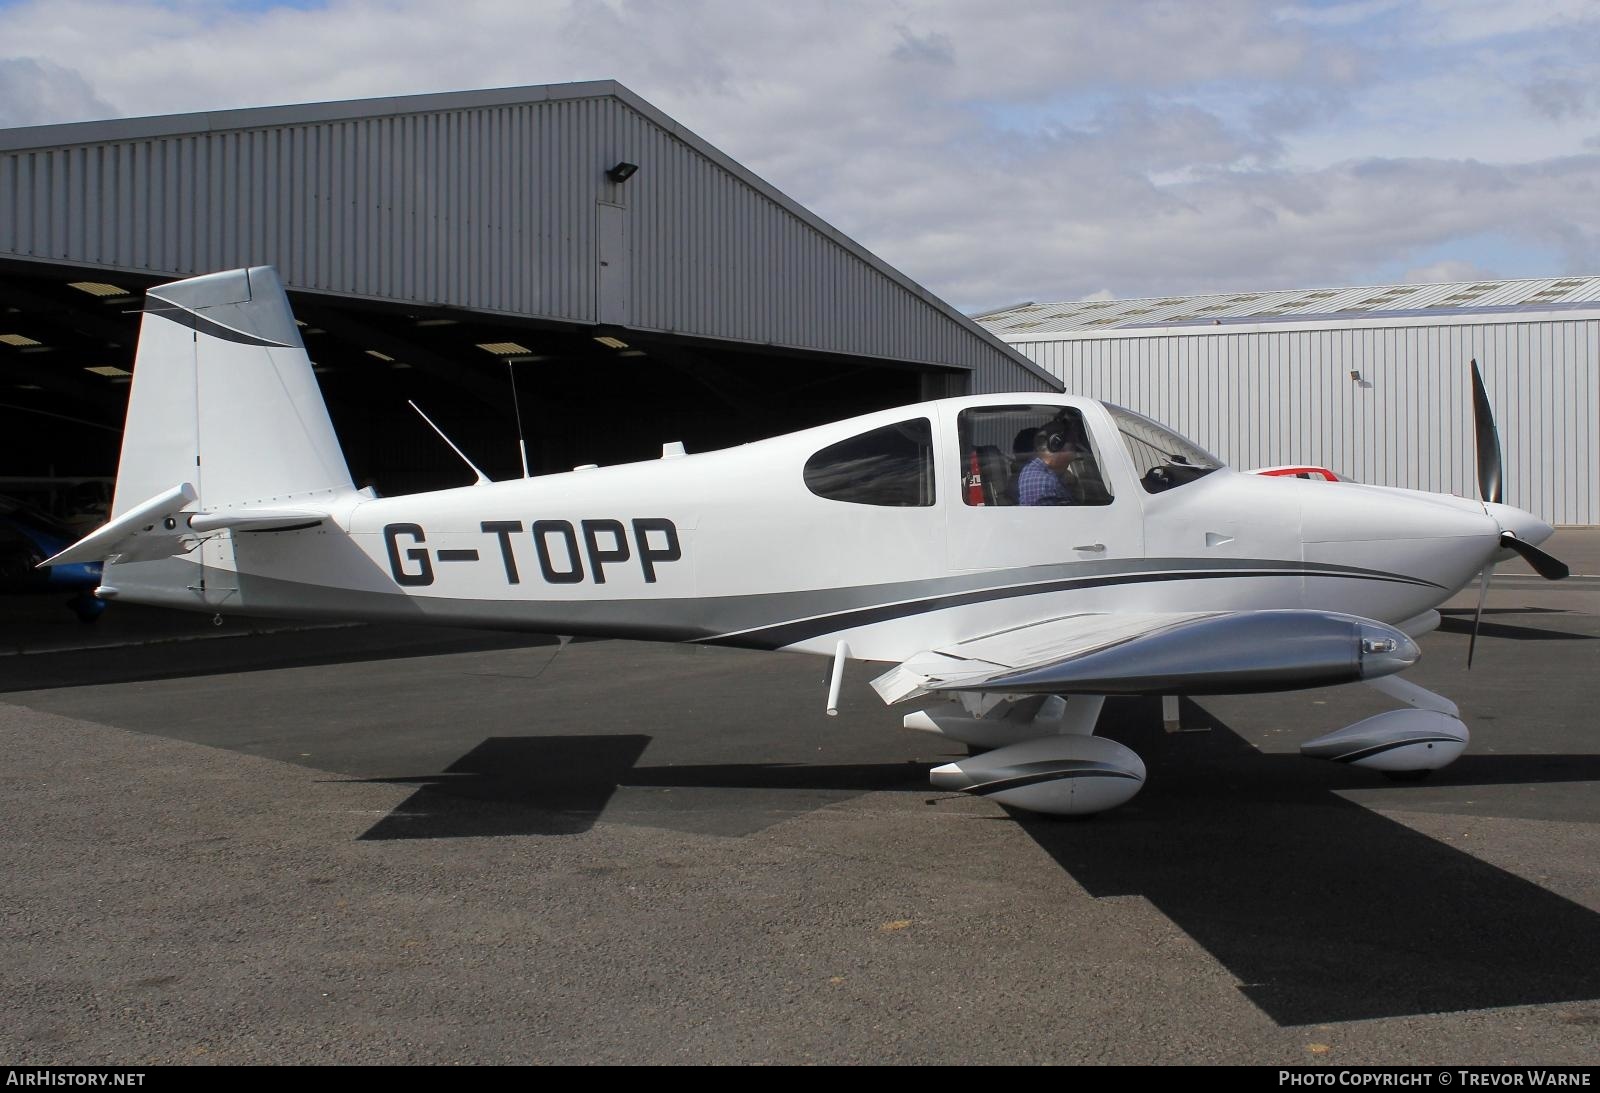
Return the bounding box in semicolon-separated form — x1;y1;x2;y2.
44;267;1571;816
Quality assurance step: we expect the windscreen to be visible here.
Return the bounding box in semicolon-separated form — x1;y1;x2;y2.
1104;403;1223;494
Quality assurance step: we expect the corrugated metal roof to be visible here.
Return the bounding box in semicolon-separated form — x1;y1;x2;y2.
0;82;1058;392
976;275;1600;335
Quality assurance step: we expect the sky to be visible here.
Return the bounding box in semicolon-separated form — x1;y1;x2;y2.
1;0;1597;312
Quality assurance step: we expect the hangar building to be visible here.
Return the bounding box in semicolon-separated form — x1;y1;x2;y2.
0;81;1056;512
979;279;1600;526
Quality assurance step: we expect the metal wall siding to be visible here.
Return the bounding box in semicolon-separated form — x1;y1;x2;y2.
2;91;1046;386
1014;318;1599;524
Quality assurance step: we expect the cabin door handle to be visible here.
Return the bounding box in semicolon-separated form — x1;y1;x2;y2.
1073;543;1106;553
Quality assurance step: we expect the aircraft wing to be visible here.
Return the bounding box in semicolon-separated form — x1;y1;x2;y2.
871;609;1420;705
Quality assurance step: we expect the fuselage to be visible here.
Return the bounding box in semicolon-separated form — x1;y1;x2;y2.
104;393;1530;665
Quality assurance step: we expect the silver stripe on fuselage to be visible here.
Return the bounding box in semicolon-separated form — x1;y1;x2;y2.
702;561;1441;648
106;555;1442;650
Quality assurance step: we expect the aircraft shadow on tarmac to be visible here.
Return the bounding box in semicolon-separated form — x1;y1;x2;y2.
357;697;1600;1029
356;733;929;839
1435;607;1600;643
1012;698;1600;1027
0;625;561;693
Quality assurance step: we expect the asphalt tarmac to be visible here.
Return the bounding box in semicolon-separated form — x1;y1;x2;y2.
1;536;1597;1065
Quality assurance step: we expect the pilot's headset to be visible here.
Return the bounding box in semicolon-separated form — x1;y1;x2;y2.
1035;420;1073;454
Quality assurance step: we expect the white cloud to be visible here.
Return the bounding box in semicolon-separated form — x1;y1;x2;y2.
1401;259;1499;284
0;0;1596;308
0;57;113;128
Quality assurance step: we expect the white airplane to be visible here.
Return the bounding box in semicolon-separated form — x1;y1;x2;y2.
45;267;1570;816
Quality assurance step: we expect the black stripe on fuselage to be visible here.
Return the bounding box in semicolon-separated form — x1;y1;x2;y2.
145;301;292;348
710;565;1440;650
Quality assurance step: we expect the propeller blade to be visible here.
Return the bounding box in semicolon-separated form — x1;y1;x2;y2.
1467;566;1490;669
1500;532;1570;580
1470;358;1504;505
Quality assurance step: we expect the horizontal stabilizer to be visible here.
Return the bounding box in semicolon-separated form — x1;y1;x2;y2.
41;484;328;567
40;483;198;567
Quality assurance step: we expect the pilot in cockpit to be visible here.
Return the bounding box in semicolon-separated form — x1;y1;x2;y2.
1017;422;1081;506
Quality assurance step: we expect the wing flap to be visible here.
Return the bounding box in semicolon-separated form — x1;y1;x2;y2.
872;612;1220;704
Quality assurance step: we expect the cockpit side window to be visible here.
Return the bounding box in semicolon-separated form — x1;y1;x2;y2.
956;405;1113;507
803;418;936;507
1103;403;1223;494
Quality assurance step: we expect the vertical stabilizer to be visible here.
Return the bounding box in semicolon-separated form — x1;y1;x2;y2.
112;267;353;517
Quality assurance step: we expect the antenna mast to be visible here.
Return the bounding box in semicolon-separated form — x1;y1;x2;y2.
507;360;531;479
407;400;491;486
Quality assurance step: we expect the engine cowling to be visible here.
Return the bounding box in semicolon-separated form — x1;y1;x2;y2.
929;735;1145;815
1300;709;1469;773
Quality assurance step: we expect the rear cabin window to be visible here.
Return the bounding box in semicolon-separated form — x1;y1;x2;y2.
957;405;1113;507
803;418;936;507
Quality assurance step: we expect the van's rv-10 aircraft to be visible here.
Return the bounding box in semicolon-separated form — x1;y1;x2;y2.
46;267;1570;816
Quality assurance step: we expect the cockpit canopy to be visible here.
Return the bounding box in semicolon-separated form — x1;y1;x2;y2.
799;399;1223;508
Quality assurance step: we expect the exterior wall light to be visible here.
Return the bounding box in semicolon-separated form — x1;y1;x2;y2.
606;161;639;183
